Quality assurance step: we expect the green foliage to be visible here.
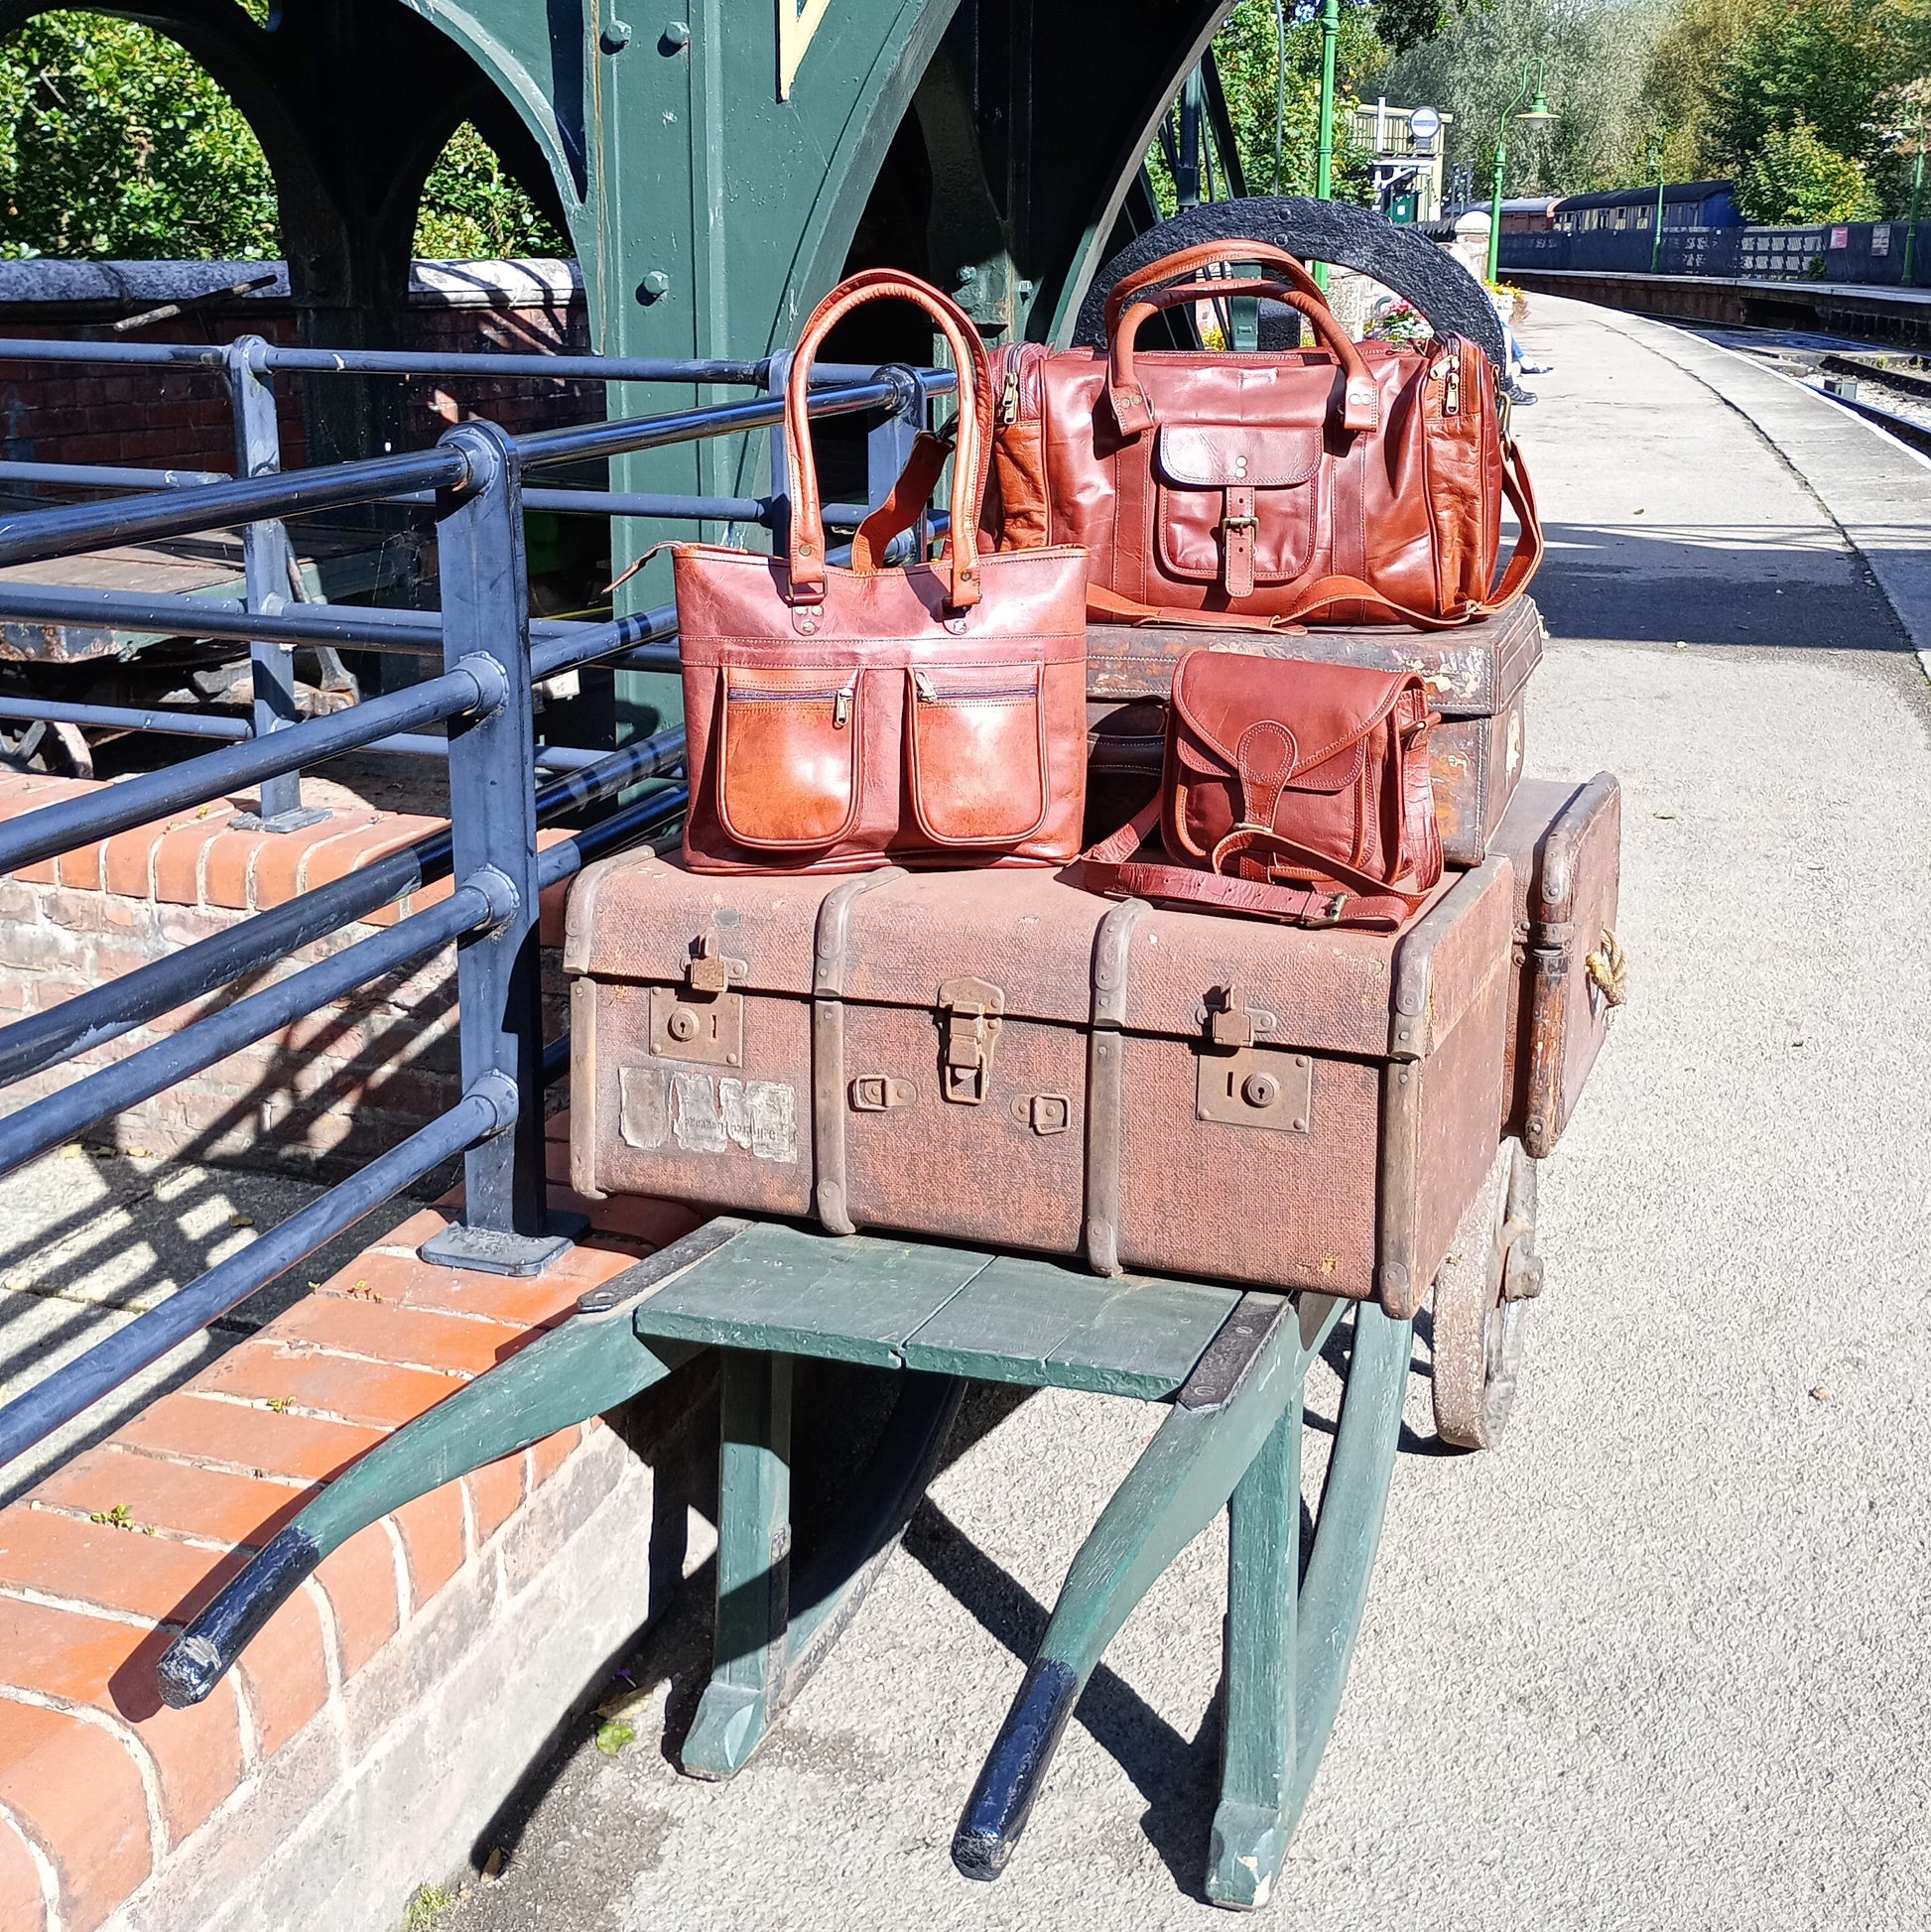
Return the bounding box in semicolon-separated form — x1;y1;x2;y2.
1146;1;1382;213
0;21;561;265
1736;115;1879;220
413;123;568;259
1383;0;1672;195
0;14;280;260
399;1882;460;1932
1706;0;1893;173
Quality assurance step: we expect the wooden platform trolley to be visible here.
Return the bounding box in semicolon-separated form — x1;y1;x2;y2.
160;610;1623;1910
161;1220;1411;1908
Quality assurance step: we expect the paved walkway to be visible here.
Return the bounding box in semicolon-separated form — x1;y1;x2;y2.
419;298;1931;1932
5;297;1925;1932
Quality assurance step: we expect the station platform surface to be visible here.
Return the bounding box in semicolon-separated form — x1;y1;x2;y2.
426;295;1929;1932
3;295;1926;1931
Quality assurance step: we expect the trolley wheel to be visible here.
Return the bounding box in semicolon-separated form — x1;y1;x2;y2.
1430;1139;1542;1451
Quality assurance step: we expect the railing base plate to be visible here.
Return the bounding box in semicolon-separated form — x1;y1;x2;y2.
229;806;332;836
419;1215;588;1277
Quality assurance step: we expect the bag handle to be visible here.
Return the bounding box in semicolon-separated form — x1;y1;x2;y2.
1102;240;1330;336
1081;800;1413;932
785;270;994;611
1108;279;1380;436
1084;437;1544;632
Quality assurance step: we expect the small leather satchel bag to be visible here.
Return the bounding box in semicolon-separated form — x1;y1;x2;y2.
1083;649;1444;930
988;239;1542;631
674;269;1090;875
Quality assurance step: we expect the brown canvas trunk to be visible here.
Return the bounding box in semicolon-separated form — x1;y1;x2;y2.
1084;597;1542;864
564;856;1514;1315
1487;772;1623;1157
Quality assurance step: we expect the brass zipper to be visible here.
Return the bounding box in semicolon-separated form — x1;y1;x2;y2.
733;680;855;726
914;671;1036;705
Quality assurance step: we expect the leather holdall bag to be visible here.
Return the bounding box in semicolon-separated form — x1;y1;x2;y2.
985;239;1543;631
674;269;1090;875
1082;648;1443;931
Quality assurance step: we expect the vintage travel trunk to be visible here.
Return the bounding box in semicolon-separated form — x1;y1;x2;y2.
1084;597;1542;863
1487;772;1623;1158
565;855;1514;1315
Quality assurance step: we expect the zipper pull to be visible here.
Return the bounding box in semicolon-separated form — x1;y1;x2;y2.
1444;357;1461;416
1001;363;1021;427
834;683;853;727
912;670;938;705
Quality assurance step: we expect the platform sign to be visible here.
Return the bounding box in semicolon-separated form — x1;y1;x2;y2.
778;0;835;99
1409;106;1442;152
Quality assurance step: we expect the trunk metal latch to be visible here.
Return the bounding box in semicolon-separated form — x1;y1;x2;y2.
649;934;746;1066
1196;985;1312;1134
938;975;1004;1104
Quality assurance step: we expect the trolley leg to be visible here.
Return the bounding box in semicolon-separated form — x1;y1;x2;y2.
953;1295;1302;1881
683;1351;794;1779
1205;1392;1305;1910
1203;1301;1412;1910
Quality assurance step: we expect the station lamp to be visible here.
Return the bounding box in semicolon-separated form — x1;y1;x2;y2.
1487;58;1552;283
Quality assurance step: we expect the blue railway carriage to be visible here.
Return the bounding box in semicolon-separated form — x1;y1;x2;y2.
1503;181;1741;273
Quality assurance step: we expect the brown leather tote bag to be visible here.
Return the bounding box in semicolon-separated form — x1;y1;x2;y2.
674;270;1090;875
987;239;1542;631
1083;649;1443;931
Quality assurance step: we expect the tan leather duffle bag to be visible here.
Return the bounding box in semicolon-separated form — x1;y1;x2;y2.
986;240;1543;631
673;269;1090;875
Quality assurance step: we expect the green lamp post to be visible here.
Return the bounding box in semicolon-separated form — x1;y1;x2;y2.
1649;130;1670;273
1311;0;1342;293
1905;108;1926;289
1486;58;1552;285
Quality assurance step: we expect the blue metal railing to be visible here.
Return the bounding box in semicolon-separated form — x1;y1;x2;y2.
0;342;956;1469
0;333;940;820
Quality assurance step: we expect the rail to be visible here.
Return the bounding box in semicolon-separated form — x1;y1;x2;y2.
0;347;956;1472
0;333;950;821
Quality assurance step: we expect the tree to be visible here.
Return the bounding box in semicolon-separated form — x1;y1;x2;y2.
1736;114;1878;219
1706;0;1894;173
1382;0;1673;195
0;13;280;259
1146;1;1382;210
1639;0;1763;175
0;14;563;264
413;123;568;259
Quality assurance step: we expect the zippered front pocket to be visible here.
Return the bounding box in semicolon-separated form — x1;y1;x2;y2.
715;667;864;848
904;664;1049;846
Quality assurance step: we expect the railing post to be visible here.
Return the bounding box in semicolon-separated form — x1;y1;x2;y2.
225;335;327;833
866;366;926;564
764;350;794;558
419;420;579;1277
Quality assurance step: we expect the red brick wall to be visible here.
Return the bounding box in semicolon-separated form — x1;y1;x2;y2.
0;279;603;479
0;772;571;1174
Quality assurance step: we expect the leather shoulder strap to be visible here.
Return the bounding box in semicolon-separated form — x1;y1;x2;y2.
1080;800;1410;932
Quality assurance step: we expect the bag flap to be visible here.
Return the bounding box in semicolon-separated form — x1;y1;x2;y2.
1155;423;1325;489
1169;651;1409;793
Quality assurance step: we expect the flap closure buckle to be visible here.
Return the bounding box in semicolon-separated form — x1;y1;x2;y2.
938;975;1004;1104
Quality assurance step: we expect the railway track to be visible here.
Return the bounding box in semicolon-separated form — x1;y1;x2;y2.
1678;322;1931;456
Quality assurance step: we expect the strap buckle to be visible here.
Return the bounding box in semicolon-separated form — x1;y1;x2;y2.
1304;893;1348;928
1223;514;1259;533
